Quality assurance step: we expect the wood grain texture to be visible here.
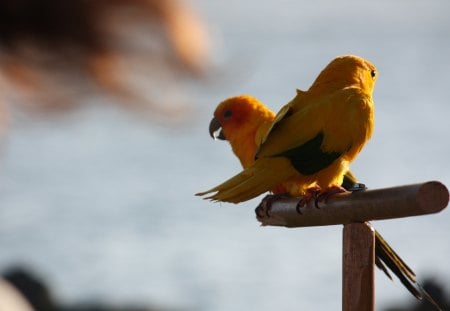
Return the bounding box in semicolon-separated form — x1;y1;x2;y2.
342;223;375;311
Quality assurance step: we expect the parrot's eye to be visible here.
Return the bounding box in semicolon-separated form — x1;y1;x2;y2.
223;110;233;119
370;70;376;79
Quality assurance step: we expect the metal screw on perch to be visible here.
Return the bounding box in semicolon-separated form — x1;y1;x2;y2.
255;181;449;311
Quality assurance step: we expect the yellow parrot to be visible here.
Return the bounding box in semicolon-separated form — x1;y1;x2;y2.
207;94;361;195
197;55;375;203
205;94;440;306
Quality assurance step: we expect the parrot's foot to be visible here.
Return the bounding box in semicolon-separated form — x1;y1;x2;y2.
296;186;321;213
255;193;289;218
315;186;347;208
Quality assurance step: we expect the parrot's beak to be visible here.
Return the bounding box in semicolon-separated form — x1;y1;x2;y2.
209;117;226;140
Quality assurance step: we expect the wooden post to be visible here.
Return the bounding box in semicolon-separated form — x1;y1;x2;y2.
343;223;375;311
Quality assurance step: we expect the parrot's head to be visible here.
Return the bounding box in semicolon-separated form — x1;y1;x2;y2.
209;95;273;141
310;55;378;94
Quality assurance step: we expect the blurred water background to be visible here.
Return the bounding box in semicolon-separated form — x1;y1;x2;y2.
0;0;449;310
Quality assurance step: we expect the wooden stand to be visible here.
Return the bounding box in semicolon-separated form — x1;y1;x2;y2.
255;181;449;311
343;223;375;311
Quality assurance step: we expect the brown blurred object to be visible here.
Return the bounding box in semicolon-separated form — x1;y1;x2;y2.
0;0;210;119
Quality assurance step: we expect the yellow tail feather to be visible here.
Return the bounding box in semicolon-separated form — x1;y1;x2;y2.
196;157;295;203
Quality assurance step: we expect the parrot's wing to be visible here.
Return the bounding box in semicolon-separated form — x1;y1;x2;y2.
254;118;274;148
254;98;341;175
275;132;342;176
257;87;373;158
256;94;326;159
254;87;373;176
258;89;308;148
258;103;293;147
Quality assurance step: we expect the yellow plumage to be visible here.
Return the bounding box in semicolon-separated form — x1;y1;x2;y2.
197;55;376;202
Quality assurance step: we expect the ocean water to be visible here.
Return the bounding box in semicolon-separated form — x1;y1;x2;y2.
1;0;450;310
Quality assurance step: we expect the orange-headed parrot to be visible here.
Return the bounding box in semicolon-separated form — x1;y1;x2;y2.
197;55;376;202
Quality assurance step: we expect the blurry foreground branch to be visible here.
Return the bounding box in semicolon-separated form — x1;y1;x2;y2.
0;0;210;123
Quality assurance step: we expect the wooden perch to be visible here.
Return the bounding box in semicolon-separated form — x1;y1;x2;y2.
256;181;449;227
255;180;448;311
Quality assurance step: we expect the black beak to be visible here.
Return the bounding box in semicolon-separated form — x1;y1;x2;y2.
209;117;226;140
